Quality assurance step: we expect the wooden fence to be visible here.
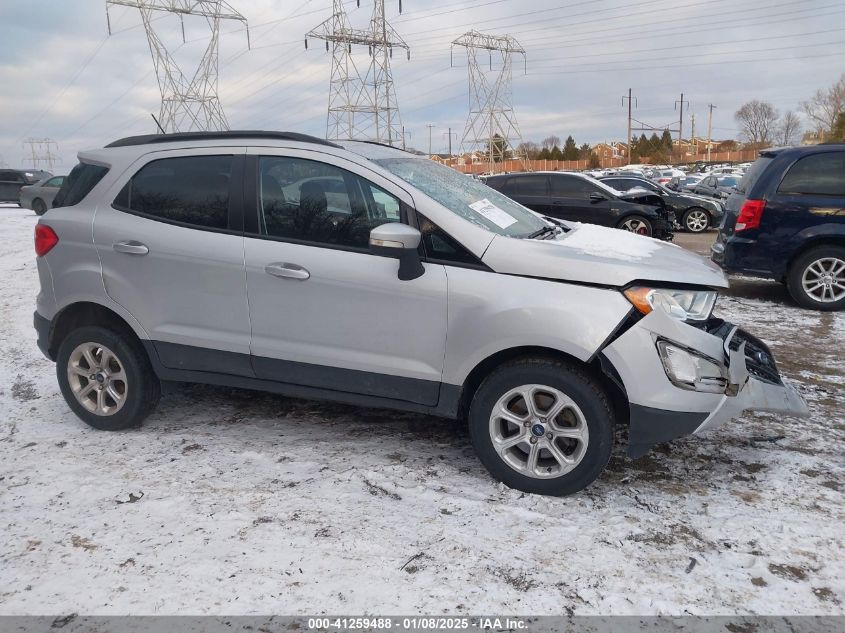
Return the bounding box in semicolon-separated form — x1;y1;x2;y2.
446;149;761;174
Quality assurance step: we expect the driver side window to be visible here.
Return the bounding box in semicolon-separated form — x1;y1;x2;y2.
256;156;402;250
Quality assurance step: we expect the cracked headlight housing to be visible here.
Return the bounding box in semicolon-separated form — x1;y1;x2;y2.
624;286;717;322
656;340;727;393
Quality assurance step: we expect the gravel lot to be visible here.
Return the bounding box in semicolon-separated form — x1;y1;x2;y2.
1;206;843;615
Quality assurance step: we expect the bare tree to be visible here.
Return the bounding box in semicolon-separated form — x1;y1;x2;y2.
735;100;778;147
517;140;540;159
541;135;561;149
801;73;845;139
776;110;802;146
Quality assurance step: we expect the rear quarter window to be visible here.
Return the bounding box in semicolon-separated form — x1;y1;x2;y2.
778;152;845;197
53;162;109;208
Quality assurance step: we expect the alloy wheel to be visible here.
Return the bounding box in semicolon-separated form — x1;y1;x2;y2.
66;342;128;416
685;209;709;232
488;384;589;479
621;218;651;235
801;257;845;303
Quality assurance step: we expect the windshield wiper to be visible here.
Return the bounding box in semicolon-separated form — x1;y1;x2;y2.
526;225;559;240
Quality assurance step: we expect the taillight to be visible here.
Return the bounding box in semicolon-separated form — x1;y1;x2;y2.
735;199;766;232
34;224;59;257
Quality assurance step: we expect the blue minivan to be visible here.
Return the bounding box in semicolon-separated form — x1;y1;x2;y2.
711;145;845;310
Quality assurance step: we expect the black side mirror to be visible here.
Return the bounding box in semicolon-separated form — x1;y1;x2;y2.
589;192;607;203
369;223;425;281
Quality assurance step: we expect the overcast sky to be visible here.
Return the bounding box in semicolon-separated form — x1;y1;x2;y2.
1;0;843;170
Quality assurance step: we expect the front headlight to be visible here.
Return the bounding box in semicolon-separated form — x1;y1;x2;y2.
624;286;717;322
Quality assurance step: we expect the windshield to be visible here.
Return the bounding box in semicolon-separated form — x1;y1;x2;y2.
718;176;740;187
372;158;548;238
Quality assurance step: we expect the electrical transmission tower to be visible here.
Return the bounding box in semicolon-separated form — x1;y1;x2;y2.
452;30;526;171
306;1;409;145
23;138;60;171
106;1;249;133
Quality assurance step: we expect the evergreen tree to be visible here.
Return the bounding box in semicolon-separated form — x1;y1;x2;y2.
538;147;551;160
550;145;563;160
588;152;601;169
563;135;579;160
660;129;673;150
578;142;591;159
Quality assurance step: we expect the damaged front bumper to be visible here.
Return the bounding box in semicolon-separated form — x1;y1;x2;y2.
601;308;809;458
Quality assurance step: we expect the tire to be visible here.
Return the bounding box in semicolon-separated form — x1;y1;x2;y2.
682;207;710;233
56;326;161;430
617;215;653;237
786;245;845;311
468;358;615;496
32;199;47;215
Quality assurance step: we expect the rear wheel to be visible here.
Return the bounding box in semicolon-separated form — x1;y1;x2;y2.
618;215;653;237
468;358;614;496
786;245;845;311
56;326;160;430
32;198;47;215
682;207;710;233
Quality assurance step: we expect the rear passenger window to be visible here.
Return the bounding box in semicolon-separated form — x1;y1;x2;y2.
113;155;232;229
778;152;845;197
256;156;402;250
512;175;548;196
53;162;109;208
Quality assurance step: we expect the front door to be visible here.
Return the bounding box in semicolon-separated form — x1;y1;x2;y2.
243;151;448;406
94;149;253;376
549;174;612;226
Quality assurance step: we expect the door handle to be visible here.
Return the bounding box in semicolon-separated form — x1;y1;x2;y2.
113;241;149;255
265;262;310;281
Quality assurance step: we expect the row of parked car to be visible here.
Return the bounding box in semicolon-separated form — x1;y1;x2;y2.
487;147;844;311
0;168;65;214
480;170;724;238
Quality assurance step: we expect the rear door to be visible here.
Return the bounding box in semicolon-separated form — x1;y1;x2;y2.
242;149;448;406
548;173;613;225
497;174;550;214
94;148;253;376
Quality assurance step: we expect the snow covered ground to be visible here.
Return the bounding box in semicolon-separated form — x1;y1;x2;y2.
0;205;842;615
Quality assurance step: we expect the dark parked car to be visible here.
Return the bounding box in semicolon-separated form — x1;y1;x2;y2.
712;145;845;310
0;169;52;204
600;175;724;233
689;174;741;200
483;171;673;239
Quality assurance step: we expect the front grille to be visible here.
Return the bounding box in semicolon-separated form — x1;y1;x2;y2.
698;319;783;386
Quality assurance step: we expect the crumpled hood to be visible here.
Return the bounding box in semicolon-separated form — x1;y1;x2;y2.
482;222;729;288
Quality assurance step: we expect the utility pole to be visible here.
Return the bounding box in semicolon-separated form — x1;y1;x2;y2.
426;123;435;157
306;1;409;145
106;1;250;133
706;103;717;162
452;30;526;174
622;88;636;164
23;138;60;171
690;113;696;155
443;127;457;157
675;92;689;157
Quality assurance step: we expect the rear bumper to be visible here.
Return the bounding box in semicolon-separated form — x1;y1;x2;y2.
34;311;53;360
602;309;809;457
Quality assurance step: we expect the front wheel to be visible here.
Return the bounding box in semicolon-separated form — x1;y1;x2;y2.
786;246;845;311
468;358;615;496
617;215;653;236
682;207;710;233
56;326;161;430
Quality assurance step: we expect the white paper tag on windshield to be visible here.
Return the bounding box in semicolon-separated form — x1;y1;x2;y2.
468;198;517;229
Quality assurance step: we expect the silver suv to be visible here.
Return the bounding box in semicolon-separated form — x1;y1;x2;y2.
33;132;808;496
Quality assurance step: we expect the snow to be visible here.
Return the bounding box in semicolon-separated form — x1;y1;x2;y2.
1;206;843;615
556;222;667;261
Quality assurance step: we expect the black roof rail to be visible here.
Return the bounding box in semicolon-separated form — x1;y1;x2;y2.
105;131;341;149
